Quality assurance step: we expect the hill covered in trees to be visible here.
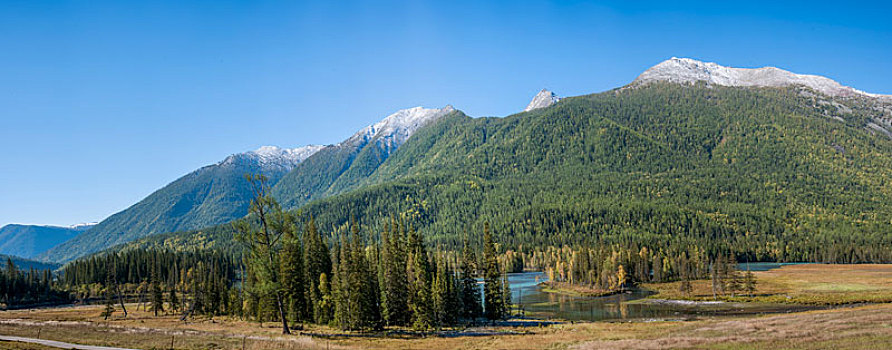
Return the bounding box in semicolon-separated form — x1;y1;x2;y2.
0;224;90;259
122;83;892;264
39;147;321;263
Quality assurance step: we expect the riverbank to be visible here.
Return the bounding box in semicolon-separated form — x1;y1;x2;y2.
537;281;622;297
1;264;891;349
1;302;890;349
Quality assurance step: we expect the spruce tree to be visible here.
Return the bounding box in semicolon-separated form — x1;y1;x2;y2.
303;216;331;323
501;272;512;319
351;223;382;330
151;280;164;316
169;285;179;313
744;269;757;297
432;258;448;328
459;236;481;321
482;223;505;321
281;224;306;328
407;226;434;330
315;273;333;325
102;259;115;320
381;217;410;326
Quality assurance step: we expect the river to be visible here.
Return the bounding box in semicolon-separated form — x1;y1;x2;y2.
503;263;822;322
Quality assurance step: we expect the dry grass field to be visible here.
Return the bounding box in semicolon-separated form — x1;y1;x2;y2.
641;264;892;305
0;264;890;349
0;341;56;349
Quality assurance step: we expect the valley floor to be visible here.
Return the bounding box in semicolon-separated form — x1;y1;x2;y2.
1;264;891;349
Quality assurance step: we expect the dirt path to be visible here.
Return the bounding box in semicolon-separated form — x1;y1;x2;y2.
0;335;139;350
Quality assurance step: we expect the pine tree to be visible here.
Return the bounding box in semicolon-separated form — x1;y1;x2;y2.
151;280;164;316
102;260;115;320
744;269;757;297
352;223;382;330
432;259;449;328
381;217;410;326
281;223;306;328
169;285;179;313
483;222;505;321
459;236;481;321
315;273;333;325
407;226;434;330
233;174;292;334
333;237;350;329
303;216;331;323
150;258;164;316
501;272;512;319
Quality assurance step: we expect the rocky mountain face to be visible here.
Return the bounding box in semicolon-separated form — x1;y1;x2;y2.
524;89;561;112
634;57;890;99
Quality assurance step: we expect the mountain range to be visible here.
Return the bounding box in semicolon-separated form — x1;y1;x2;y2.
35;57;892;263
39;106;458;262
37;146;321;262
0;223;93;259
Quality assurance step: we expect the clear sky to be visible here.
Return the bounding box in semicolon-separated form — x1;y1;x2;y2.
1;0;890;227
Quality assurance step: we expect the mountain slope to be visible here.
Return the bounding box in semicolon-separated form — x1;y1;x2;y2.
0;224;92;259
125;81;892;263
0;254;60;271
296;82;892;262
271;106;458;209
39;145;321;263
86;58;892;264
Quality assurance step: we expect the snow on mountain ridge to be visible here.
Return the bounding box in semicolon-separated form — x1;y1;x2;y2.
250;145;324;163
219;145;324;170
524;89;561;112
69;222;98;230
343;105;456;149
634;57;891;99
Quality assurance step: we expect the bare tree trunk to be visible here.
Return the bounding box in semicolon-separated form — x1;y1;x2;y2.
267;250;290;334
115;284;128;317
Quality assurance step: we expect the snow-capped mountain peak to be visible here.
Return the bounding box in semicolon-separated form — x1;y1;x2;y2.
68;222;98;230
344;105;456;149
249;145;324;163
633;57;890;99
524;89;561;112
219;144;324;170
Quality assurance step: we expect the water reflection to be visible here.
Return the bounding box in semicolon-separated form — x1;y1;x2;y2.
503;265;821;322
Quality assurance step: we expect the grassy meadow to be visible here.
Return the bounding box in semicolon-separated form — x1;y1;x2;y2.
0;264;890;349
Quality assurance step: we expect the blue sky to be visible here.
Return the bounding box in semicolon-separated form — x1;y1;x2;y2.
1;0;890;227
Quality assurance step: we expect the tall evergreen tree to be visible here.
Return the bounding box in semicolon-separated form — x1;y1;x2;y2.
483;222;505;321
407;226;434;329
281;222;307;328
233;174;292;334
459;236;481;321
381;217;410;326
303;216;331;323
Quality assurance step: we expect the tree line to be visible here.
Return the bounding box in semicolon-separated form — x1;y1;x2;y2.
0;258;68;309
235;174;512;333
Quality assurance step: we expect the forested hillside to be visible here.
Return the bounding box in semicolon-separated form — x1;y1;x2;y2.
0;224;88;259
271;106;457;209
122;83;892;263
40;151;307;263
